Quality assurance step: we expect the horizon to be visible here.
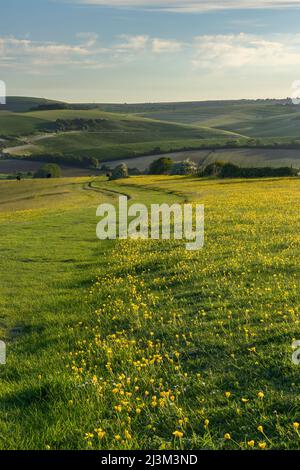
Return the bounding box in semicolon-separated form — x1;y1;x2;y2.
4;95;294;105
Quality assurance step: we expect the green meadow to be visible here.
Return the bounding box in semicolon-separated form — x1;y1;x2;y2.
0;175;300;449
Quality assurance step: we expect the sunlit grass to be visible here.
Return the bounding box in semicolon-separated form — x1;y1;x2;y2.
0;175;300;449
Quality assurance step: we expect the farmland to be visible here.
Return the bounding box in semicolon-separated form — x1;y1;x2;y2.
0;105;242;164
0;174;300;449
1;97;300;171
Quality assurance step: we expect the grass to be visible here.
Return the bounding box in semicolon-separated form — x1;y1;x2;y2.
0;175;300;449
0;112;49;136
1;108;242;162
135;101;300;136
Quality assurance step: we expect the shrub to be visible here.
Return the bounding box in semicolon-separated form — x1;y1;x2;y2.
34;163;61;179
219;164;298;179
171;159;198;175
220;163;241;178
109;163;129;180
200;161;226;177
149;157;173;175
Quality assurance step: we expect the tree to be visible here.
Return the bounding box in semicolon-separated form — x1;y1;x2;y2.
200;161;225;177
220;163;241;178
149;157;173;175
88;157;99;169
109;163;129;180
171;159;198;175
34;163;61;178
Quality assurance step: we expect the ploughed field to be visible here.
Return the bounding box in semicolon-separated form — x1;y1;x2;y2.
0;175;300;449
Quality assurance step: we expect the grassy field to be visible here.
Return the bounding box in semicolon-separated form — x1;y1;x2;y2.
2;98;300;169
97;100;300;138
0;174;300;450
0;107;242;164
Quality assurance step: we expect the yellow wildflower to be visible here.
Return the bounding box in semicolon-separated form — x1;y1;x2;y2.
95;428;106;439
173;430;184;438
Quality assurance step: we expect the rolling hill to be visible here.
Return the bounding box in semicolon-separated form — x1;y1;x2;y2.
0;107;244;165
1;97;300;168
0;96;64;113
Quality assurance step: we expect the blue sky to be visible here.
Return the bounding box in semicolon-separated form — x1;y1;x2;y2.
1;0;300;102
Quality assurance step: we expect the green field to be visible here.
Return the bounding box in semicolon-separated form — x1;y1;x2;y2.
0;106;242;164
87;100;300;138
2;97;300;169
1;175;300;449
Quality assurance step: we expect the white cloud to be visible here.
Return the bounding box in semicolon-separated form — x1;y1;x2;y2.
2;31;300;74
0;35;108;70
152;38;183;53
76;32;99;47
192;33;300;68
0;37;91;60
114;34;149;52
76;0;300;13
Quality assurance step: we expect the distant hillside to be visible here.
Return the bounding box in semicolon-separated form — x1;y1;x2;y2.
1;96;65;113
1;108;242;167
2;97;300;168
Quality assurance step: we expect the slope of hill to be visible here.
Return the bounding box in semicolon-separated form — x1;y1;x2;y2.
1;108;243;165
2;97;300;168
0;111;49;136
0;96;64;113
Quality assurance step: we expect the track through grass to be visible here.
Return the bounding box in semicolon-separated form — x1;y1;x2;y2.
0;176;300;449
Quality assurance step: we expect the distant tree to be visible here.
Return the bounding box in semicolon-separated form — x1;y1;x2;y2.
89;157;99;169
200;161;225;177
34;163;61;179
171;159;198;175
109;163;129;180
149;157;173;175
220;163;241;178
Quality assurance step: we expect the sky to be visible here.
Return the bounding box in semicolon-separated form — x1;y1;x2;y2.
1;0;300;102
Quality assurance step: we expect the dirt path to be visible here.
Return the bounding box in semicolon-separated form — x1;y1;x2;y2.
2;133;58;156
83;180;133;200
